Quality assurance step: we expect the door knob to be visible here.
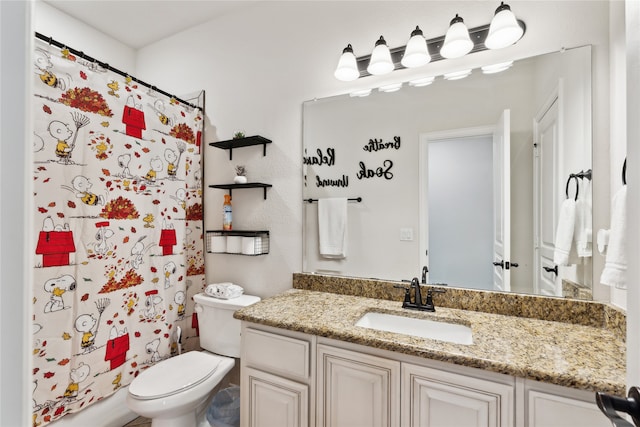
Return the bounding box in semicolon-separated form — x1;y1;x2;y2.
543;265;558;275
492;260;504;269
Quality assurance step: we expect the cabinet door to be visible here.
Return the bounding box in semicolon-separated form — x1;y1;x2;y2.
317;344;400;427
243;367;309;427
402;363;514;427
527;389;610;427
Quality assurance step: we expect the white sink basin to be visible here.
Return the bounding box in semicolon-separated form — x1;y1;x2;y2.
355;312;473;345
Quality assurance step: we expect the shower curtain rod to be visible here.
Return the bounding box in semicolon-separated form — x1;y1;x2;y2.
35;32;202;111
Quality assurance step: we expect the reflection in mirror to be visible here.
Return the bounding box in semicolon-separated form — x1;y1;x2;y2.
303;46;592;298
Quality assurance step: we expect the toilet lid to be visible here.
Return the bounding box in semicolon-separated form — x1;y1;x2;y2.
129;351;221;400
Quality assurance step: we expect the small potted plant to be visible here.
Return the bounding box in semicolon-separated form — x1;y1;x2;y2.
233;131;245;139
234;165;247;184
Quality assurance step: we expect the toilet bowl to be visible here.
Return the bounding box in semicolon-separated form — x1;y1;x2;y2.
126;292;261;427
126;351;234;427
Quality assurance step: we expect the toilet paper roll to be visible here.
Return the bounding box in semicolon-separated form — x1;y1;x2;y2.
226;236;242;254
211;235;227;253
242;237;256;255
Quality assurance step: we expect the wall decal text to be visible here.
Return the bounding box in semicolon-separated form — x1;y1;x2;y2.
303;148;335;166
356;160;393;180
363;136;401;152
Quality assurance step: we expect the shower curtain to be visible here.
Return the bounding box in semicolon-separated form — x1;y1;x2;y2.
31;38;205;426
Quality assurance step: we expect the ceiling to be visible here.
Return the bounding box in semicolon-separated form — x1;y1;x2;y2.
43;0;258;49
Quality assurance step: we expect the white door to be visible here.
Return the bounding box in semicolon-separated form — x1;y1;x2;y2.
427;135;494;289
533;96;561;296
492;110;511;291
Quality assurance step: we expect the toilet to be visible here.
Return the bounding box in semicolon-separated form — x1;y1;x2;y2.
126;292;260;427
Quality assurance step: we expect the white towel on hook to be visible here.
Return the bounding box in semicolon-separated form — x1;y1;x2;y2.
574;178;592;258
601;186;627;288
318;197;347;259
553;198;576;266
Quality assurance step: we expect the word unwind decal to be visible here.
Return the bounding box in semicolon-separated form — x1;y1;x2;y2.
304;147;349;188
357;136;399;181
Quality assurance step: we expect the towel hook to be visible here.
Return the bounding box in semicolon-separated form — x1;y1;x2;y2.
565;175;579;201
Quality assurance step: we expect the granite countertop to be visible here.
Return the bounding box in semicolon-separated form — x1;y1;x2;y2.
234;289;626;395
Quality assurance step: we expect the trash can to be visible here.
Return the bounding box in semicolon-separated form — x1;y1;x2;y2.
206;386;240;427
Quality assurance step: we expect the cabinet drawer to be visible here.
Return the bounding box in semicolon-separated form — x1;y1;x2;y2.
243;328;311;380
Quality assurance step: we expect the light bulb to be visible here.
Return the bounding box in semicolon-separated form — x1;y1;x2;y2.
401;26;431;68
485;2;524;49
440;14;473;59
367;36;394;76
334;44;360;81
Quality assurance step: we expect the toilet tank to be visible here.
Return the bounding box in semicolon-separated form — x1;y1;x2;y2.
193;292;260;358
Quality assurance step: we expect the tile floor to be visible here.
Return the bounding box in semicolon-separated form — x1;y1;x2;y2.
123;416;151;427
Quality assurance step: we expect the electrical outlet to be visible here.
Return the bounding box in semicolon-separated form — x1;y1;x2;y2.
400;227;413;241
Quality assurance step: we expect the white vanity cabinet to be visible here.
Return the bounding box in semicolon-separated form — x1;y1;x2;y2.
316;344;400;427
522;380;611;427
240;322;612;427
403;362;514;427
240;325;315;427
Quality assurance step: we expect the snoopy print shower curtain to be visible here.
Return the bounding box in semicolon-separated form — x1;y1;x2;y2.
31;39;205;425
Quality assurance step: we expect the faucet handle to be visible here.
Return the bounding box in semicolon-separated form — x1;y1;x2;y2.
393;285;412;306
423;287;446;312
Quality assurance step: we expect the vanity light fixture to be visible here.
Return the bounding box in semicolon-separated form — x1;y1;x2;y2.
401;26;431;68
481;60;514;74
408;76;436;87
378;82;403;93
484;2;525;49
334;44;360;82
443;69;472;80
333;3;525;81
367;36;394;76
440;14;473;59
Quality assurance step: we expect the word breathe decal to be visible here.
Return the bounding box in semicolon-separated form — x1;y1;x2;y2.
363;136;401;152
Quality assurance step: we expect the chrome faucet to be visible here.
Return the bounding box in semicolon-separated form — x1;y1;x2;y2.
421;266;429;284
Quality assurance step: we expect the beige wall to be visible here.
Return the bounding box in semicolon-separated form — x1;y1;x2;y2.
132;1;614;300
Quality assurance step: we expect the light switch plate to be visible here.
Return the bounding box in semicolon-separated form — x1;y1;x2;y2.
400;227;413;241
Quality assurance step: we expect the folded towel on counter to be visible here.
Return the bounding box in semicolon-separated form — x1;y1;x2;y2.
601;186;627;288
574;178;592;258
205;282;244;299
553;198;576;265
318;197;347;259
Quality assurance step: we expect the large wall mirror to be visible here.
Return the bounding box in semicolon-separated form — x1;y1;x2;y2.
303;45;592;298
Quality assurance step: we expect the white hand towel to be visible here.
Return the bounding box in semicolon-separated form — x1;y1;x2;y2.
597;228;610;255
601;186;627;288
318;197;347;259
574;179;592;258
205;282;244;299
553;198;576;266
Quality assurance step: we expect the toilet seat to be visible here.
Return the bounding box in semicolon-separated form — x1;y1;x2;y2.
129;351;222;400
